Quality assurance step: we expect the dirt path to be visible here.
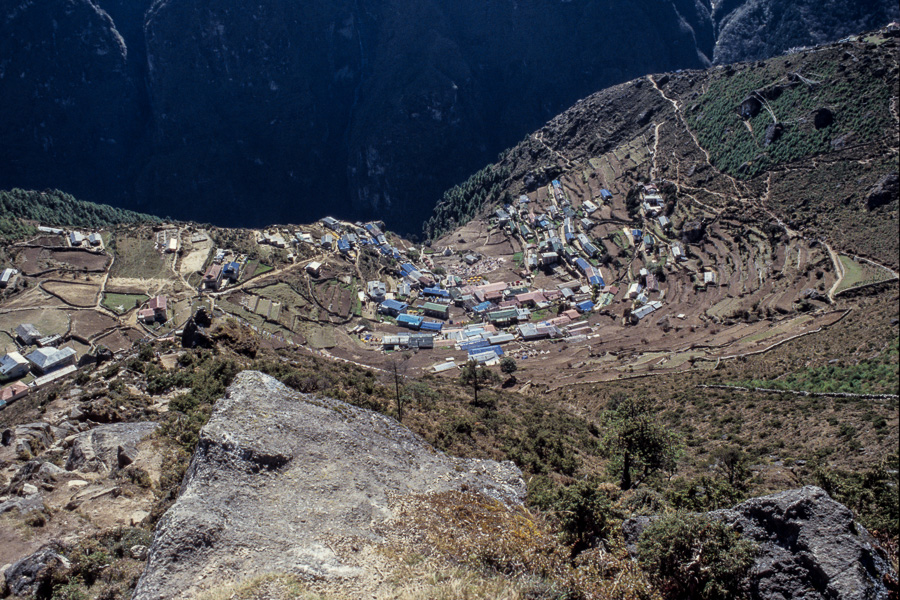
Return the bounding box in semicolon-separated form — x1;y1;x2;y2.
647;74;747;200
532;130;577;170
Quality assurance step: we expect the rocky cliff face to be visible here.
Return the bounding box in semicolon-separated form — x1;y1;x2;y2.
624;486;898;600
1;0;897;232
132;371;525;599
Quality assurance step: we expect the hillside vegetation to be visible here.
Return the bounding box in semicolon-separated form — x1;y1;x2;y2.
0;189;161;230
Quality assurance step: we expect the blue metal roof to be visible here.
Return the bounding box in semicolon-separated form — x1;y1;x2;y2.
575;258;590;273
469;346;504;358
600;189;613;198
552;180;562;187
423;287;450;298
589;275;605;286
380;299;407;312
460;339;490;351
397;314;423;328
472;301;493;313
420;320;443;332
577;300;595;312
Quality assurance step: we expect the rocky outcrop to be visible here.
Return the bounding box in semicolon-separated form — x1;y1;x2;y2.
64;422;158;474
865;172;899;210
2;547;71;598
133;371;524;600
624;486;897;600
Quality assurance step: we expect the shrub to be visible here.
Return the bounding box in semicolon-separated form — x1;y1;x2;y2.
637;512;757;600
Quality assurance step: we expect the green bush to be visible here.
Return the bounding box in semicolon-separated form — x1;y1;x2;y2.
529;478;621;552
637;512;757;600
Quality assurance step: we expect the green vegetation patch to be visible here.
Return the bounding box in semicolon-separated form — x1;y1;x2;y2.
734;339;898;395
689;50;895;178
835;255;895;294
101;293;149;314
424;162;511;240
0;188;160;228
0;216;37;241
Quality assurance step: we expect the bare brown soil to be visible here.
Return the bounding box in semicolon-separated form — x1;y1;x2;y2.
42;280;102;307
69;310;120;341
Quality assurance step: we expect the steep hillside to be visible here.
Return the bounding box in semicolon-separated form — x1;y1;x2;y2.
1;0;896;233
428;27;900;268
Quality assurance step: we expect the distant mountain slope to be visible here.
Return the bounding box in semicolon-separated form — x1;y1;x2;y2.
0;0;896;233
426;27;900;269
713;0;900;64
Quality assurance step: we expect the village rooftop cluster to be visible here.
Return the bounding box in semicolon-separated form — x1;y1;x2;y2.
308;179;712;372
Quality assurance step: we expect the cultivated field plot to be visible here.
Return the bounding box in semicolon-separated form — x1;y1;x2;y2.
834;255;896;295
0;287;66;310
0;308;69;339
297;322;336;349
241;260;274;280
109;231;172;280
216;296;267;330
311;280;354;320
28;235;65;247
12;248;110;275
101;293;149;314
95;327;143;354
242;280;328;329
69;311;120;341
42;280;101;307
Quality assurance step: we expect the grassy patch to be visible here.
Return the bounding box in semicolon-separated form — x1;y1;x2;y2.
835;255;895;294
102;293;150;314
109;232;171;280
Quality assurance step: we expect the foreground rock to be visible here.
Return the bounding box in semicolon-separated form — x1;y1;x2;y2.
64;422;158;474
624;486;897;600
132;371;525;600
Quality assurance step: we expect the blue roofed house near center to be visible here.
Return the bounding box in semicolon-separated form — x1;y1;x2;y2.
420;320;443;332
397;313;423;329
576;300;595;313
600;189;613;201
223;262;241;281
423;287;450;299
378;299;407;317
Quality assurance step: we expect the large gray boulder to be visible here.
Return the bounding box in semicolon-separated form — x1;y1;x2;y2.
625;486;897;600
132;371;525;600
3;547;71;597
64;422;158;474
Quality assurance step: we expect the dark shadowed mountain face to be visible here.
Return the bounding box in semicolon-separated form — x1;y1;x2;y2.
0;0;896;233
712;0;900;64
